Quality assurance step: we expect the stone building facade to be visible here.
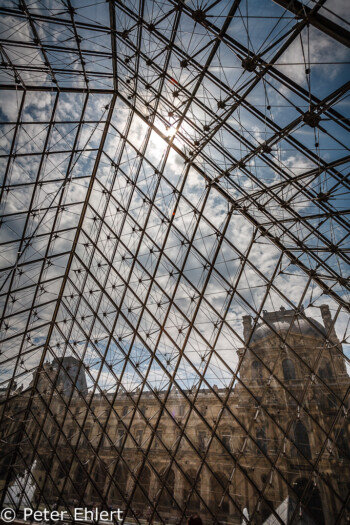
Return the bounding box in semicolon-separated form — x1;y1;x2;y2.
1;306;349;524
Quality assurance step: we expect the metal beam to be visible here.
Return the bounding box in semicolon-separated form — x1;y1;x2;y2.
272;0;350;47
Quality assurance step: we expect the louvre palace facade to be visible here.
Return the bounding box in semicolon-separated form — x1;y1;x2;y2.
1;306;349;524
1;0;349;522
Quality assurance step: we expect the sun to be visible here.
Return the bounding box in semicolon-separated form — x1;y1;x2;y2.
148;121;179;153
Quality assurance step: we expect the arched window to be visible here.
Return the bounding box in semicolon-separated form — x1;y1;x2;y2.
221;430;232;451
57;460;70;480
282;358;296;380
294;421;311;459
294;478;325;525
74;464;88;498
95;462;106;488
252;360;263;380
319;359;334;381
134;466;151;507
112;463;127;505
0;454;12;480
256;427;267;455
185;470;200;513
159;469;175;509
335;428;350;459
210;472;229;514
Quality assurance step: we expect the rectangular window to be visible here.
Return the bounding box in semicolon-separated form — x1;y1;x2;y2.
155;430;162;448
222;433;231;451
198;431;206;451
116;430;124;450
136;430;143;446
256;427;267;455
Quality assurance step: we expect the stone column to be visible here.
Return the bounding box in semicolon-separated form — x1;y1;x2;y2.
320;304;338;343
200;468;210;512
84;466;94;502
148;470;159;502
173;468;184;509
242;316;252;343
229;483;241;522
125;471;134;499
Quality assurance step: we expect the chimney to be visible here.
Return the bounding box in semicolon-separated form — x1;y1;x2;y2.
243;315;252;343
320;304;338;343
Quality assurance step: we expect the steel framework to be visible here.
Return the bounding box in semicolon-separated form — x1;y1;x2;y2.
0;0;349;523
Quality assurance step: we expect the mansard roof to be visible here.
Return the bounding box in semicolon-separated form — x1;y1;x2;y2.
251;309;326;343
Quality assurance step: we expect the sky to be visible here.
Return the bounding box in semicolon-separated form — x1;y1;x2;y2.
0;0;349;398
